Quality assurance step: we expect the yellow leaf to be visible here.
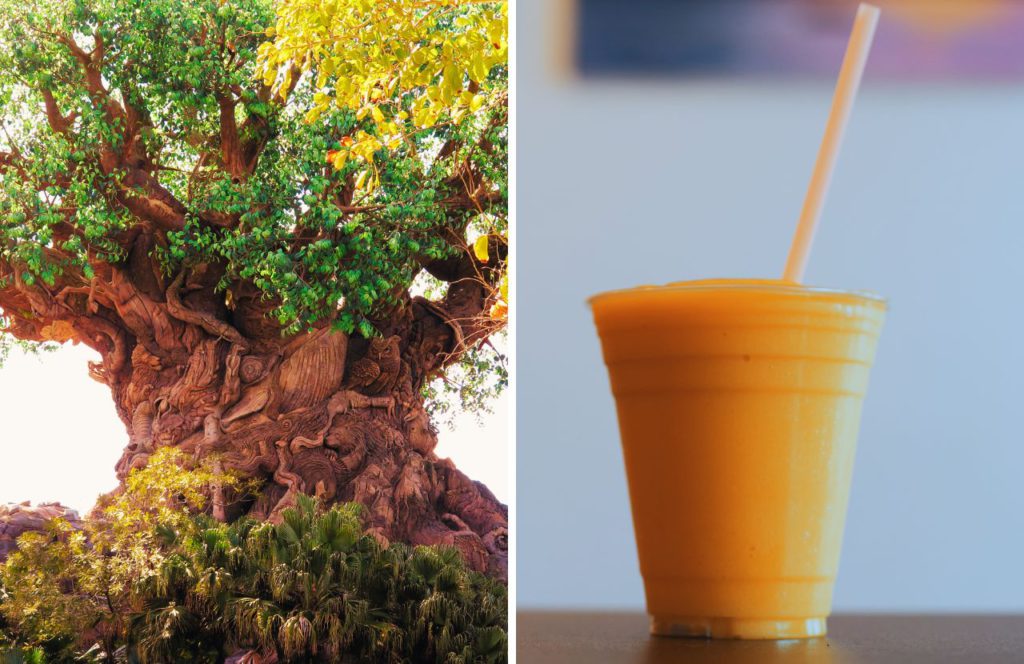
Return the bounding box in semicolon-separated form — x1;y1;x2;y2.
443;63;460;87
488;18;505;45
303;107;322;124
473;235;489;262
499;273;508;301
470;54;488;83
263;0;508;161
327;149;348;170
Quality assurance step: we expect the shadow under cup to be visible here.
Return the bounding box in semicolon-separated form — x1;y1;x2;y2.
590;279;886;640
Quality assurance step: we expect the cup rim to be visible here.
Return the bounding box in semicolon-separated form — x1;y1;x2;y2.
588;278;887;307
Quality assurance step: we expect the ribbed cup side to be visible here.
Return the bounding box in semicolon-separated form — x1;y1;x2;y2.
591;282;885;635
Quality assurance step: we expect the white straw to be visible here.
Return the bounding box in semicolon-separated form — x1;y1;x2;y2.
784;3;880;283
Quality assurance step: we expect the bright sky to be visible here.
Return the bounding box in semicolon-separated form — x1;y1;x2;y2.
0;343;508;513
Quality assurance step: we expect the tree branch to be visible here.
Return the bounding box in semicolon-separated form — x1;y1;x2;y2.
0;261;132;380
40;89;77;135
408;240;505;380
165;271;248;348
214;82;280;186
55;32;118;119
217;94;246;180
112;170;186;232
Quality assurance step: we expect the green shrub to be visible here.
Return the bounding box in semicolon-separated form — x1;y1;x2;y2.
0;451;507;663
132;495;507;663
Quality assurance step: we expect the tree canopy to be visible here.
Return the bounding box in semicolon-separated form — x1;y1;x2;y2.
0;0;508;414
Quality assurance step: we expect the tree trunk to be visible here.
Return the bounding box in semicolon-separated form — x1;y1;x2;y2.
0;233;506;579
110;321;508;580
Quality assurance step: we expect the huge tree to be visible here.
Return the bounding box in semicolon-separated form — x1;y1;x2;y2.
0;0;508;578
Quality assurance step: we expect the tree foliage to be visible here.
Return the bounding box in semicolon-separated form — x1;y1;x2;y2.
0;0;508;414
0;448;241;660
260;0;507;184
0;520;94;656
0;449;507;663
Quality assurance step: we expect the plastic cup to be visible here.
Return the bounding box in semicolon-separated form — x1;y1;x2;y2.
590;279;886;639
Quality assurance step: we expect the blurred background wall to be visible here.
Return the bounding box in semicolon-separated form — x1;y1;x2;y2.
517;0;1024;611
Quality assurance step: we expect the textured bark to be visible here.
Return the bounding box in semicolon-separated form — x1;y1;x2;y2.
0;199;506;581
84;270;509;580
0;254;506;580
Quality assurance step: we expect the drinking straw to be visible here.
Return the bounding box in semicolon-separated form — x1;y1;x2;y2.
783;3;880;283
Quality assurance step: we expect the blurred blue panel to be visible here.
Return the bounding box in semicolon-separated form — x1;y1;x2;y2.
578;0;743;74
575;0;1024;79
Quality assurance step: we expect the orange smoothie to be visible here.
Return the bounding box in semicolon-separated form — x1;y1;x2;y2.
590;279;886;639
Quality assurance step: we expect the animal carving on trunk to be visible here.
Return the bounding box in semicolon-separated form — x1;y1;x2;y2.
109;320;507;580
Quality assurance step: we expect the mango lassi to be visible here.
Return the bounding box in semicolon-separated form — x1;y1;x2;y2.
590;279;885;639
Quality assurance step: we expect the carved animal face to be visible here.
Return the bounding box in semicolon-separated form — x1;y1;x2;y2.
152;412;193;446
239;355;264;383
368;335;399;359
404;408;437;455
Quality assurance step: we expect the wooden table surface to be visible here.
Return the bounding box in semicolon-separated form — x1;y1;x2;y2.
517;612;1024;663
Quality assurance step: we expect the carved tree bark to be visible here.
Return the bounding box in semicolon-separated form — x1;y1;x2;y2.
89;266;509;580
2;248;507;581
0;218;508;580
